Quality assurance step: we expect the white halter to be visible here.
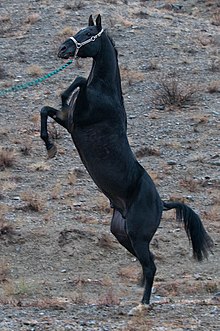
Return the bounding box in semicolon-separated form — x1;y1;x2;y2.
69;29;104;58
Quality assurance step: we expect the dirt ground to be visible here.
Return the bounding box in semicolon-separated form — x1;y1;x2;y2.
0;0;220;330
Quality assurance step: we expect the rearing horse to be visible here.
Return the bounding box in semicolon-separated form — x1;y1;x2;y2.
40;15;213;315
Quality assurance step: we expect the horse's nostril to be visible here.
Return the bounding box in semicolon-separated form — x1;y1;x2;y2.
60;46;67;53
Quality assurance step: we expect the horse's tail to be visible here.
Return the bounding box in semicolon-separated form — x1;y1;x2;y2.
163;201;214;261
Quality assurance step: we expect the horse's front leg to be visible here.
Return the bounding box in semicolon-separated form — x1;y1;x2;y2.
40;106;68;158
61;76;86;108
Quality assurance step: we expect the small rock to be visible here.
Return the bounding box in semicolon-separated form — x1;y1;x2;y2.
211;292;220;303
167;160;177;165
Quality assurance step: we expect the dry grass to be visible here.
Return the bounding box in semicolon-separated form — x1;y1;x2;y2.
64;0;85;10
209;56;220;72
28;161;50;172
25;13;41;24
211;11;220;26
26;65;43;77
120;66;145;86
0;147;16;170
58;26;75;39
0;263;10;283
20;141;32;156
98;288;120;305
21;192;44;212
179;177;200;192
109;14;133;28
2;278;36;298
0;220;14;237
48;122;63;140
153;78;197;109
202;205;220;223
135;146;160;158
67;171;77;185
98;233;114;248
92;194;111;214
118;265;140;283
207;80;220;93
50;182;62;199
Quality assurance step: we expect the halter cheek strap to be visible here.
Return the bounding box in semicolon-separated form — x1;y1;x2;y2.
69;29;104;58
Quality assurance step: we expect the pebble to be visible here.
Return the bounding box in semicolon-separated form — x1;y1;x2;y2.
167;160;177;165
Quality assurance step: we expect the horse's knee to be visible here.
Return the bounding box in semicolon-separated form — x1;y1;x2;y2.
40;106;49;118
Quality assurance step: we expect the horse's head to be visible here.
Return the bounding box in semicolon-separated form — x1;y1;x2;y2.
58;15;103;59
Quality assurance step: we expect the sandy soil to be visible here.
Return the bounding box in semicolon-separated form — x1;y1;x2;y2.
0;0;219;330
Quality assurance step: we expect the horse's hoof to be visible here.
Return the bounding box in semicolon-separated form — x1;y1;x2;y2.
128;303;150;316
47;145;57;158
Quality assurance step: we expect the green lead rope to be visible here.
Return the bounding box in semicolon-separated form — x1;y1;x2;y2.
0;59;73;96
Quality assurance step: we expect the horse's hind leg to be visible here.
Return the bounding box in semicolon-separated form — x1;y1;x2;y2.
110;209;137;257
126;175;162;314
40;106;68;158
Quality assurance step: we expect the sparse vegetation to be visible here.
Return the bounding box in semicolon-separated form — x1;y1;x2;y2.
0;147;16;170
25;13;41;24
0;1;219;328
152;78;197;109
207;81;220;93
92;194;111;214
135;146;160;158
98;233;114;248
64;1;85;11
26;65;43;77
21;192;44;212
211;11;220;26
120;66;144;86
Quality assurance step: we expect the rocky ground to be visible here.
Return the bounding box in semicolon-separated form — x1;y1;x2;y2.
0;0;220;330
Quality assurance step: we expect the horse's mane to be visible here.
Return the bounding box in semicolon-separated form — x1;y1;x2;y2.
105;29;118;56
104;29;124;107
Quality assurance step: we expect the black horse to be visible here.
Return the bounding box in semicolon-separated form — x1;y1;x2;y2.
40;15;213;314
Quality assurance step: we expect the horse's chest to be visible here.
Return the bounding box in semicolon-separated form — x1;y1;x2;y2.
72;126;115;163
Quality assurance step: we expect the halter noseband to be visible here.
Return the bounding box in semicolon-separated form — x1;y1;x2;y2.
69;29;104;58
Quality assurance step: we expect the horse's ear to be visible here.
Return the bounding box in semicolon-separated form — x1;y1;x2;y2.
96;14;102;31
88;15;94;26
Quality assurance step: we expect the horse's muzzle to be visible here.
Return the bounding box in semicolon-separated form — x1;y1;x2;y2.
58;46;69;59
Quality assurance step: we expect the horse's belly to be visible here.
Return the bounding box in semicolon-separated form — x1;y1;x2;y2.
72;127;138;210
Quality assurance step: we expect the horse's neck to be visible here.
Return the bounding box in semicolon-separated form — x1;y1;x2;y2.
89;36;123;104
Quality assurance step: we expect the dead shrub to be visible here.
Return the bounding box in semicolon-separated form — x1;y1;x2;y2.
207;81;220;93
25;13;41;24
0;147;16;170
26;65;43;77
209;57;220;72
48;121;62;140
179;177;199;192
0;221;14;237
67;171;77;185
98;233;114;248
92;195;111;214
20;141;32;156
211;11;220;26
135;146;160;158
64;1;85;11
58;26;75;39
0;264;10;283
153;78;197;109
21;192;44;212
98;288;120;305
50;183;61;199
120;66;144;86
118;265;139;282
29;161;50;172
